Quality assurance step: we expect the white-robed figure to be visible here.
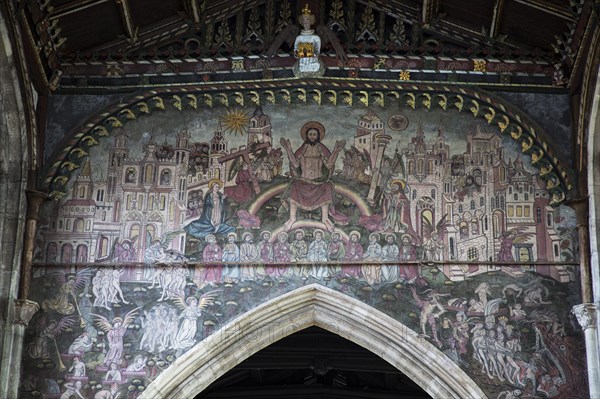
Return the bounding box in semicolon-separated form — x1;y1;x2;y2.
307;229;328;263
222;232;240;263
381;233;400;282
222;232;241;282
172;291;219;353
293;5;324;77
306;229;329;279
363;233;383;285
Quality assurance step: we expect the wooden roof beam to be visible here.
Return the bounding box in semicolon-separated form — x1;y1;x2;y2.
513;0;575;21
47;0;110;20
490;0;505;39
115;0;137;44
183;0;204;26
85;15;188;53
421;0;441;26
203;0;263;24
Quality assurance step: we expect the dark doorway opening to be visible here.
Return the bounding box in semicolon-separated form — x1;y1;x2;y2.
195;326;432;399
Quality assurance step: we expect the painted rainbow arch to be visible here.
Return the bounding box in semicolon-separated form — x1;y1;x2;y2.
247;182;373;217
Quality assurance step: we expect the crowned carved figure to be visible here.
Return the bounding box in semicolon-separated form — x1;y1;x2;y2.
293;5;325;77
266;4;346;77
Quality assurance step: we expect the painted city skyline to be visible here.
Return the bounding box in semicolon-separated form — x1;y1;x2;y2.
36;105;577;284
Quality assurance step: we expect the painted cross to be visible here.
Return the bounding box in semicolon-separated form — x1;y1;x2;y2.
217;142;270;194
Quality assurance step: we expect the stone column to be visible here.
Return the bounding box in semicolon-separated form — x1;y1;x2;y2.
572;199;593;302
572;303;600;399
18;189;48;301
0;190;45;399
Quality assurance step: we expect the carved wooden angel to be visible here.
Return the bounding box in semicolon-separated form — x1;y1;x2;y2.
266;4;347;77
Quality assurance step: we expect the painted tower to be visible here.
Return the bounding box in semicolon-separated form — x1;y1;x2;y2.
209;123;228;182
354;109;384;167
43;160;97;264
107;129;129;201
247;106;272;146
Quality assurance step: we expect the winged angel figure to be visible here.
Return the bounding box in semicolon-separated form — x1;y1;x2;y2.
266;4;347;78
91;307;141;366
171;290;221;352
144;230;188;264
41;268;92;316
422;214;450;261
42;268;92;330
497;226;536;262
28;314;78;362
111;235;138;263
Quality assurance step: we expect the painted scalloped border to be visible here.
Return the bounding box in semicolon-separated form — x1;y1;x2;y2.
44;80;572;206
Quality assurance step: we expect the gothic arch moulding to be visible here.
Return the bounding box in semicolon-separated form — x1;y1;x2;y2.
140;284;488;399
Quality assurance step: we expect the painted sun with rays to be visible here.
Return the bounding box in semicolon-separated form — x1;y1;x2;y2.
219;107;251;137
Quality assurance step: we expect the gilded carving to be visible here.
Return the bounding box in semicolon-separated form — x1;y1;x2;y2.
473;60;487;72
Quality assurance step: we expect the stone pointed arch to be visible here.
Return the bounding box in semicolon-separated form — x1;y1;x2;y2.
141;284;488;399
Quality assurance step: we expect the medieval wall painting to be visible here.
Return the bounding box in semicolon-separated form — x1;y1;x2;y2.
23;103;585;399
36;104;578;274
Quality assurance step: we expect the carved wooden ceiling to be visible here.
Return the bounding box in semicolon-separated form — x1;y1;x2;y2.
13;0;600;93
